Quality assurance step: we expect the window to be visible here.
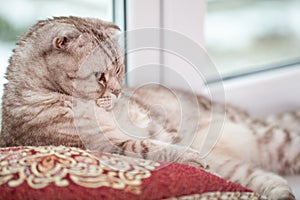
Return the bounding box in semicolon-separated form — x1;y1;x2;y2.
0;0;114;98
205;0;300;76
124;0;300;116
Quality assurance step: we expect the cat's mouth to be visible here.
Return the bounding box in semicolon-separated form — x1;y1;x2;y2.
96;94;118;111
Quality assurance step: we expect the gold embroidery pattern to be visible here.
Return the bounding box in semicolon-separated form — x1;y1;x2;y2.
0;146;160;194
167;192;263;200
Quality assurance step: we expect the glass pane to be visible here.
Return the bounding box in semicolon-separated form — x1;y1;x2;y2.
0;0;113;97
205;0;300;76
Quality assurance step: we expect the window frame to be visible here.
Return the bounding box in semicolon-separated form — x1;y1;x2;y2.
124;0;300;117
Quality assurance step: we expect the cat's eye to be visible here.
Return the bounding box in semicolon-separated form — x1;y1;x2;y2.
116;67;120;74
95;72;105;82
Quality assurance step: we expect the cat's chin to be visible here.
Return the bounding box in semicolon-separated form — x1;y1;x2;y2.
103;101;114;111
104;106;114;111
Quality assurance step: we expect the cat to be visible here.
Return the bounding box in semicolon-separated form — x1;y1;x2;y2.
0;16;299;200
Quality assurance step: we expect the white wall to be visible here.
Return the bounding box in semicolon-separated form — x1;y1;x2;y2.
206;65;300;117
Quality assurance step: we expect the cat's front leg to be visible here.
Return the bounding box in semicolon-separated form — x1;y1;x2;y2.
90;103;208;169
158;144;209;169
112;139;209;169
83;128;208;170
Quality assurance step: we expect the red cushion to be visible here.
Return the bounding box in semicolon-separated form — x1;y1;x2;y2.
0;146;259;199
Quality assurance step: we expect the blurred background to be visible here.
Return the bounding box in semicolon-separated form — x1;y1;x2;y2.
205;0;300;76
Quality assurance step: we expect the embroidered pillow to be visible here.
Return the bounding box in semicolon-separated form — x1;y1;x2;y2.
0;146;260;199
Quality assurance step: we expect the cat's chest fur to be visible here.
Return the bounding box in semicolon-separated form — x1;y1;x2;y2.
102;86;214;147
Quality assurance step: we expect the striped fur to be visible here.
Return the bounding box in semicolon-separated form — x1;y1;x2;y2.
1;17;299;200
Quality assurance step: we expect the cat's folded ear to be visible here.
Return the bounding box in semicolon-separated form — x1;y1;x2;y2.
53;30;81;49
106;24;121;35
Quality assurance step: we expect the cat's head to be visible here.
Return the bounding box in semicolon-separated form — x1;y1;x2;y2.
10;16;124;110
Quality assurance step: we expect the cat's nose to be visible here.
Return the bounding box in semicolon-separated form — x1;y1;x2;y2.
112;89;121;97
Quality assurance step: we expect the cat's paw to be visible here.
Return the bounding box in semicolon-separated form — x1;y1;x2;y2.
178;150;209;169
268;186;295;200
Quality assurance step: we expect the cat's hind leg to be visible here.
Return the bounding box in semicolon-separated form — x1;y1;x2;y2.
201;118;300;199
206;153;295;200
